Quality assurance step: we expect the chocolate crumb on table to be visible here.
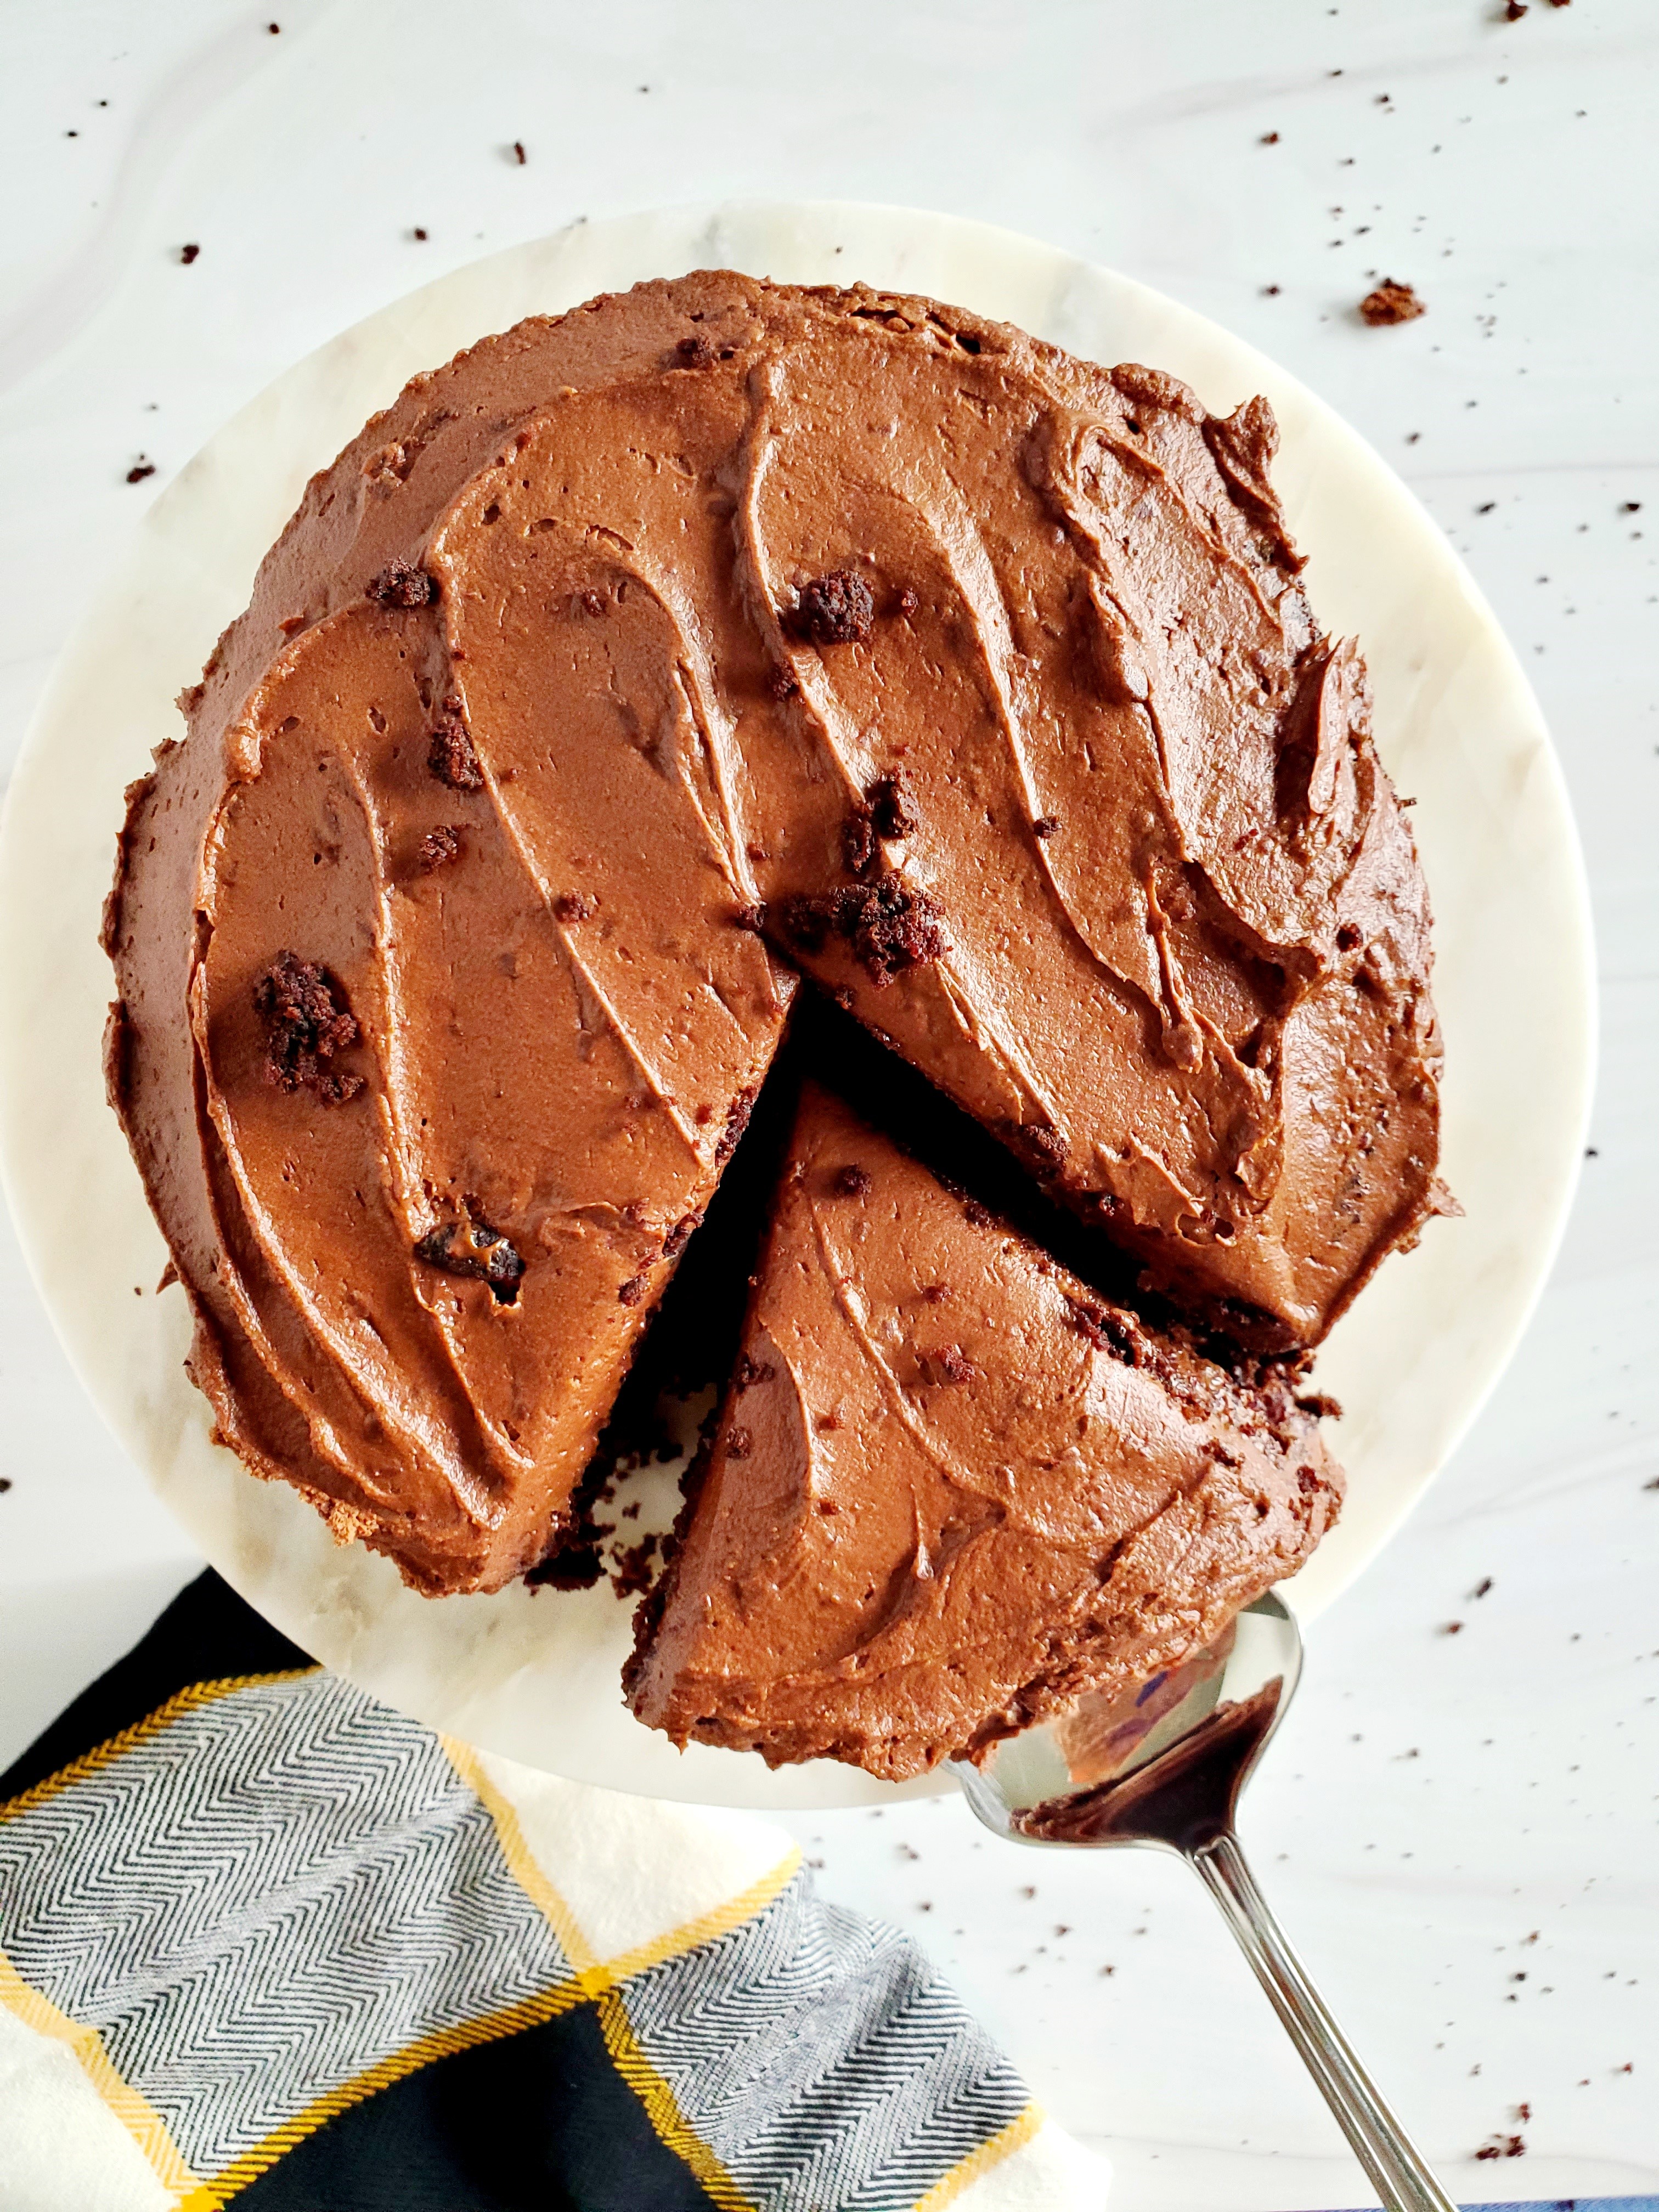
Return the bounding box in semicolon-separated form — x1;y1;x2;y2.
366;557;436;607
1475;2134;1526;2161
1505;0;1527;15
126;458;156;483
1359;279;1426;326
512;139;527;163
610;1537;657;1599
179;243;200;265
796;568;875;646
253;952;364;1104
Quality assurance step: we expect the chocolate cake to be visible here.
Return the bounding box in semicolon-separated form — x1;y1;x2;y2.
102;270;1445;1610
625;1084;1342;1781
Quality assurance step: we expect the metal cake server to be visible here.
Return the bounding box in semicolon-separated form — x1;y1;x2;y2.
951;1593;1455;2212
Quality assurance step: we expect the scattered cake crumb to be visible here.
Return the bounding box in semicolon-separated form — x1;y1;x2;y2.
253;952;364;1104
428;706;484;791
554;890;596;922
415;1214;526;1303
834;1164;872;1197
126;459;156;483
843;810;877;878
715;1085;758;1164
1475;2134;1526;2161
726;1426;753;1459
926;1344;979;1386
512;140;527;163
610;1537;657;1599
179;243;200;265
1359;280;1426;326
775;877;947;987
662;1209;703;1260
417;825;461;872
366;558;436;607
796;569;875;646
866;772;917;840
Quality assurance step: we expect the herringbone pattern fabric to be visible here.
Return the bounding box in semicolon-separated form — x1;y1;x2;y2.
623;1881;1029;2211
0;1575;1104;2211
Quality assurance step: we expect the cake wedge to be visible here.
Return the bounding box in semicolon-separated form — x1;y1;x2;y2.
626;1082;1344;1781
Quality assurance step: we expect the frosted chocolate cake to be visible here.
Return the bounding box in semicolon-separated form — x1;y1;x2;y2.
103;273;1443;1691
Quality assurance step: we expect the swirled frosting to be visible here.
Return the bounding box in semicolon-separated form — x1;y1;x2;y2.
626;1083;1342;1780
103;272;1442;1595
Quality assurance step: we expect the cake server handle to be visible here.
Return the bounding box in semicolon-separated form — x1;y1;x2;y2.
1189;1829;1455;2212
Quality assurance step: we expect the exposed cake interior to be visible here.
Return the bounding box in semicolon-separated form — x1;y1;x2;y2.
625;1081;1342;1781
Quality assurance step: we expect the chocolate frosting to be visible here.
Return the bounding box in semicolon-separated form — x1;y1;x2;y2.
103;272;1440;1595
625;1084;1341;1780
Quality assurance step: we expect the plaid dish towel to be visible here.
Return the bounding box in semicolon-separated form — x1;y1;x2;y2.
0;1573;1107;2212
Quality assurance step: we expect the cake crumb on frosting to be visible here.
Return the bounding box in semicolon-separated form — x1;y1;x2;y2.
365;557;436;607
797;569;874;646
253;953;364;1104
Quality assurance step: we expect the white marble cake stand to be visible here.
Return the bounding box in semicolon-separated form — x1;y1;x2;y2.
0;202;1594;1810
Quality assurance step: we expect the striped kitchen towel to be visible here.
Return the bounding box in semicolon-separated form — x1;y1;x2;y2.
0;1571;1106;2211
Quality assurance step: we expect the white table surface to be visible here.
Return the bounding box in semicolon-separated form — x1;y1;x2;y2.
0;4;1654;2207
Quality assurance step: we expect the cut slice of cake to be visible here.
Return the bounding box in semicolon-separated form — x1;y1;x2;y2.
626;1082;1343;1781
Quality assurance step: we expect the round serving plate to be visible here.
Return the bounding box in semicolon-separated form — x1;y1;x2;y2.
0;201;1595;1810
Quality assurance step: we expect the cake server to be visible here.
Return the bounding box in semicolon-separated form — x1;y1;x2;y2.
951;1592;1455;2212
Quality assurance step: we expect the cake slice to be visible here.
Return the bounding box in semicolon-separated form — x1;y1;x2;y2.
626;1083;1342;1781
